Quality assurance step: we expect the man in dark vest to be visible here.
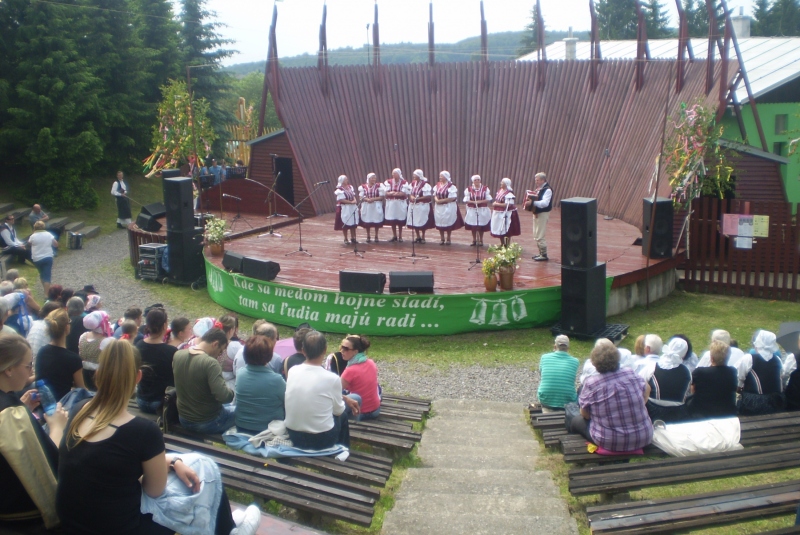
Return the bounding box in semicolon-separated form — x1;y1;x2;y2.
525;172;552;261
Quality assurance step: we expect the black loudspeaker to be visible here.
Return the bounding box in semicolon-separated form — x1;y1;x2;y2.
163;177;194;232
167;228;204;282
141;202;166;218
222;251;244;273
339;271;386;294
642;197;673;259
242;257;281;281
136;213;162;232
561;263;606;335
389;271;434;294
561;197;597;268
161;168;182;178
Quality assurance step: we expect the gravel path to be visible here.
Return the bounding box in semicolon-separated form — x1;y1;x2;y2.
51;229;543;403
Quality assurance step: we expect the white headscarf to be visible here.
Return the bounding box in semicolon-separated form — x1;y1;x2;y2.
193;317;216;338
753;330;779;361
471;175;481;184
337;175;347;187
501;178;512;190
83;311;113;337
392;168;404;180
413;169;426;182
440;171;451;182
366;173;377;182
658;338;688;370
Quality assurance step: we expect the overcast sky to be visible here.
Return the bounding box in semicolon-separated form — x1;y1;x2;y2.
194;0;755;65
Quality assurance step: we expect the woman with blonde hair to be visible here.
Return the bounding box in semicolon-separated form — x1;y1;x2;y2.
35;308;85;400
56;340;260;535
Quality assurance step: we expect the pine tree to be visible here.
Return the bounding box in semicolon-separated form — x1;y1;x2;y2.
130;0;182;108
596;0;638;40
769;0;800;36
752;0;775;36
517;6;539;57
683;0;709;38
644;0;672;38
179;0;235;160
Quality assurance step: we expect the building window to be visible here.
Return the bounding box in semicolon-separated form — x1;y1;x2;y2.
775;114;788;135
773;142;785;156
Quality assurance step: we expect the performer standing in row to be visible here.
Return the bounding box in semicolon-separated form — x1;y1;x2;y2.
524;172;553;261
111;171;132;229
490;178;521;245
384;168;408;242
463;175;491;246
334;175;359;244
433;171;464;245
405;170;433;244
358;173;386;243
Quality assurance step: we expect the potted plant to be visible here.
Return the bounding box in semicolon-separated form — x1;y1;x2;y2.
481;256;498;292
204;217;227;256
488;242;522;290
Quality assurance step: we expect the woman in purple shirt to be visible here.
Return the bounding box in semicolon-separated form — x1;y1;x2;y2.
568;339;654;452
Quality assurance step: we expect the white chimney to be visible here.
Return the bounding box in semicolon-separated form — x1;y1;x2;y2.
732;7;751;38
564;26;578;60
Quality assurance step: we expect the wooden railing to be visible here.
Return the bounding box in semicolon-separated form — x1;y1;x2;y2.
681;197;800;301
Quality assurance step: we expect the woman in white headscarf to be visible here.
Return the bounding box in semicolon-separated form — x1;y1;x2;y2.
463;175;492;246
433;171;464;245
404;169;433;244
490;178;521;245
334;175;359;244
358;173;386;243
642;337;692;422
383;168;408;242
78;310;114;389
737;330;786;415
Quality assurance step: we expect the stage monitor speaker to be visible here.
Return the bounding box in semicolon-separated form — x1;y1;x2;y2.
166;228;204;283
560;263;606;336
242;257;281;282
141;202;166;218
222;251;245;273
163;177;194;232
642;197;673;259
161;168;182;178
339;271;386;294
561;197;597;268
389;271;434;294
136;212;162;232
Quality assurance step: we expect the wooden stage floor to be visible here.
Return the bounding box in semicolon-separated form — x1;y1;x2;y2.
208;208;670;295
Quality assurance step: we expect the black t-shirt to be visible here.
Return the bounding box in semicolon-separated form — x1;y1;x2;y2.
0;390;59;520
57;406;165;535
786;368;800;411
283;352;306;378
36;345;83;400
135;341;177;402
690;366;738;418
66;315;87;354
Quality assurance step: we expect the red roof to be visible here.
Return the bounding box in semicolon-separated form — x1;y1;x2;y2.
267;59;736;227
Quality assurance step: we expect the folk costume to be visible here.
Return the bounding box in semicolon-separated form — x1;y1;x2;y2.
463;175;491;246
383;168;408;242
528;173;553;261
358;173;386;243
404;169;434;243
433;171;464;245
111;173;132;228
334;175;359;244
490;178;521;242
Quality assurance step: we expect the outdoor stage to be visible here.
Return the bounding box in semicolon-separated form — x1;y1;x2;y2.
200;203;678;336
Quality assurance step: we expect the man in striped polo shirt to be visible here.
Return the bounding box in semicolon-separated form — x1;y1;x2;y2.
537;335;579;412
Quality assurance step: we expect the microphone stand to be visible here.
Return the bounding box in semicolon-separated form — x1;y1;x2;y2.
399;193;429;264
228;196;252;232
285;182;327;257
240;178;288;238
264;170;285;238
468;192;484;271
339;195;364;258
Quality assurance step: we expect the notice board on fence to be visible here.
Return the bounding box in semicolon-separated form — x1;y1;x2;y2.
721;213;769;248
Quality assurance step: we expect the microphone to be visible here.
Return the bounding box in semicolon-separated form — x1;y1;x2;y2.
314;180;330;186
222;194;241;201
270;154;278;157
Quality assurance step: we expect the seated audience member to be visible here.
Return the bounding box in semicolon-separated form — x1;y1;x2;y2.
696;329;746;370
0;334;68;528
0;299;13;336
672;334;698;372
28;204;60;242
45;285;63;305
173;328;234;434
633;334;662;379
56;340;261;535
83;294;103;314
232;320;279;377
643;337;692;422
282;327;312;379
113;307;143;342
26;301;63;365
325;347;347;376
738;330;785;415
537;335;579;411
167;317;192;348
3;269;19;283
4;291;34;335
73;284;98;306
284;330;360;449
340;335;381;421
119;320;139;342
59;288;74;307
0;213;30;265
218;314;240;390
633;335;646;358
178;316;215;350
687;340;738;419
65;297;86;354
35;309;85;400
568;339;653;452
78;311;113;390
135;309;177;414
581;347;634;386
784;335;800;411
234;335;286;435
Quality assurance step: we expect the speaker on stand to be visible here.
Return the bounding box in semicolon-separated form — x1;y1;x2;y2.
561;197;597;268
163;177;203;284
642;197;674;259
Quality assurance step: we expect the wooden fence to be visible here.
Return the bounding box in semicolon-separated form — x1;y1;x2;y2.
681;197;800;301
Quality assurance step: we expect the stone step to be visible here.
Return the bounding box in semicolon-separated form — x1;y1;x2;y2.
420;453;537;470
396;468;560;496
417;442;540;460
420;425;534;444
81;225;101;239
388;493;569;518
0;203;14;215
47;216;69;230
382;511;578;535
433;399;526;415
429;408;526;421
65;221;85;232
10;207;31;221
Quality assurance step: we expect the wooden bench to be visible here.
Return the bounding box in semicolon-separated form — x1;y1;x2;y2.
755;527;800;535
568;442;800;496
587;480;800;534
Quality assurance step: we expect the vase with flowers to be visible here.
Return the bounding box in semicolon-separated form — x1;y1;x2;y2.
204;217;227;256
481;256;498;292
487;242;522;290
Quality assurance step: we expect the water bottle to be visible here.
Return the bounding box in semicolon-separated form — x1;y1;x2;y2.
34;380;57;416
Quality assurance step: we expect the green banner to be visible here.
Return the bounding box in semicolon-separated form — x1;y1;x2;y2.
205;259;612;336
